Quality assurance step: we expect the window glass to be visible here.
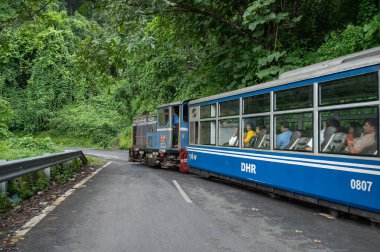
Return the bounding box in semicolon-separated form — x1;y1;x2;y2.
132;126;137;145
275;113;313;151
320;73;378;106
158;108;169;127
275;86;313;111
200;104;216;119
219;99;240;117
243;93;270;114
218;118;239;147
147;123;155;132
183;105;189;123
190;122;199;144
319;107;378;156
242;116;270;149
200;121;216;145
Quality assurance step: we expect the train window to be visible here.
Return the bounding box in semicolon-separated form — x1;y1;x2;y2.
183;105;189;123
242;116;270;149
200;121;216;145
275;86;313;111
218;118;239;147
243;93;270;114
200;104;216;119
147;123;155;132
190;122;199;144
319;107;378;156
319;73;378;106
132;126;137;146
219;99;240;117
158;108;169;127
275;112;313;151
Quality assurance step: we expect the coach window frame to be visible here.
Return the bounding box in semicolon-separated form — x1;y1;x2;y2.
216;99;241;147
316;71;380;156
242;93;271;149
199;103;217;146
273;84;314;152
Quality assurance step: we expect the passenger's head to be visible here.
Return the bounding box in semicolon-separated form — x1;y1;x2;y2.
349;122;362;136
363;119;377;134
256;125;265;133
326;116;340;128
322;120;327;130
246;122;254;131
280;121;289;132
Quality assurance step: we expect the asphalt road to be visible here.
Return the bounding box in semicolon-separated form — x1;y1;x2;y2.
16;150;380;252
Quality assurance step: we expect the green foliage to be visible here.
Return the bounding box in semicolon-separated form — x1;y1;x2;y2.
8;176;34;199
50;95;126;148
116;126;132;149
0;193;10;213
1;0;380;150
317;13;380;61
51;159;82;183
0;136;58;160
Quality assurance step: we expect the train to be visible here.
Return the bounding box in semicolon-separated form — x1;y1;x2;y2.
129;47;380;222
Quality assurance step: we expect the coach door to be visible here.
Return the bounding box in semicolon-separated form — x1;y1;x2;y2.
172;105;180;148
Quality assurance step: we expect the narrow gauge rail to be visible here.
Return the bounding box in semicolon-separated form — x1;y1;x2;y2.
129;47;380;222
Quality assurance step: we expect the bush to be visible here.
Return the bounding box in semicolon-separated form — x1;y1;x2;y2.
0;136;58;160
0;193;10;213
49;96;126;148
51;159;82;183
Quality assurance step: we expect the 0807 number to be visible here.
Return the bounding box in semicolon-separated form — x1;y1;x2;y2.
350;179;373;192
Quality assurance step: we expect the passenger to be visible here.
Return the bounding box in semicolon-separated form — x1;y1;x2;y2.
244;122;256;147
346;122;362;143
255;125;267;136
172;109;179;147
320;120;327;143
276;121;292;149
345;119;377;154
321;116;340;149
172;109;179;129
305;120;327;151
228;128;239;146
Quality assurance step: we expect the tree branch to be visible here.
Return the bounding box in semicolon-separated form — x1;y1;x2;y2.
143;2;251;36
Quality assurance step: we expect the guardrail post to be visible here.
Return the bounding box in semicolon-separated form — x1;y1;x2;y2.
43;153;51;182
0;160;7;194
44;167;51;182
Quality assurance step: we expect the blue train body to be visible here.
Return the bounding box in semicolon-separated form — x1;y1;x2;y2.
187;146;380;215
130;47;380;221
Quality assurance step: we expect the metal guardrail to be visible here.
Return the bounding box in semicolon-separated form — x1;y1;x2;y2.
0;150;87;183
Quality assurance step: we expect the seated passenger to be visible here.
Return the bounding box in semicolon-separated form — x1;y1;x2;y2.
305;121;327;151
321;116;340;150
244;122;256;147
228;128;239;146
345;119;377;155
346;122;363;142
275;121;292;149
255;125;267;137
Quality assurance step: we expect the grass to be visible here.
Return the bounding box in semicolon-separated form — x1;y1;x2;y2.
35;132;102;149
87;156;106;166
0;136;60;160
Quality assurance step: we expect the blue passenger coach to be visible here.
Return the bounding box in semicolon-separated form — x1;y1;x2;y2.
187;47;380;220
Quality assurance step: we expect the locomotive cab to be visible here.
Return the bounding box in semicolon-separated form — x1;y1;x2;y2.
142;101;190;172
